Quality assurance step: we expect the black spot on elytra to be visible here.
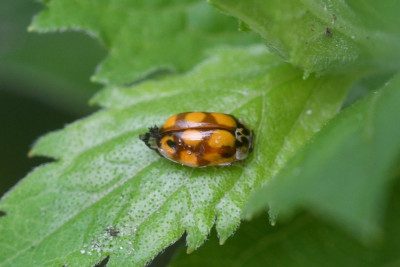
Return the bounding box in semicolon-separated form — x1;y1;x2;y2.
167;140;177;149
197;158;210;167
203;112;218;124
222;152;233;158
93;256;110;267
220;146;235;158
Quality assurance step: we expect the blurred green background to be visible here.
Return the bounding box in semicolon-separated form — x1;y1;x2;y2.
0;0;105;197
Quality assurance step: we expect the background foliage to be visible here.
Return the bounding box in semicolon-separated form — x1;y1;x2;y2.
1;0;399;266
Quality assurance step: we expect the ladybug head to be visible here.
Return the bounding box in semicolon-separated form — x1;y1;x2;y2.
139;125;161;150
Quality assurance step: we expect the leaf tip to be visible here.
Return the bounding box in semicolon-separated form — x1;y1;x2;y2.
268;208;278;226
90;74;107;84
242;204;257;221
186;249;193;254
242;214;251;221
27;26;35;32
27;150;35;158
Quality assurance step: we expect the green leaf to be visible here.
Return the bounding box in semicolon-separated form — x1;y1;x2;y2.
29;0;258;85
244;72;400;240
171;179;400;267
0;46;355;266
210;0;400;77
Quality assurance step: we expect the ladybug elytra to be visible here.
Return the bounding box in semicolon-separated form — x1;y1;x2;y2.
139;112;253;167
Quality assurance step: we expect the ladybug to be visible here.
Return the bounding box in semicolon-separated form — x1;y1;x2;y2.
139;112;253;167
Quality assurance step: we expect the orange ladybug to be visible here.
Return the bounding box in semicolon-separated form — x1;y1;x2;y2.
139;112;253;167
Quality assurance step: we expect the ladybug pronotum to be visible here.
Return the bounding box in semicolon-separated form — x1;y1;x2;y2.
139;112;253;167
